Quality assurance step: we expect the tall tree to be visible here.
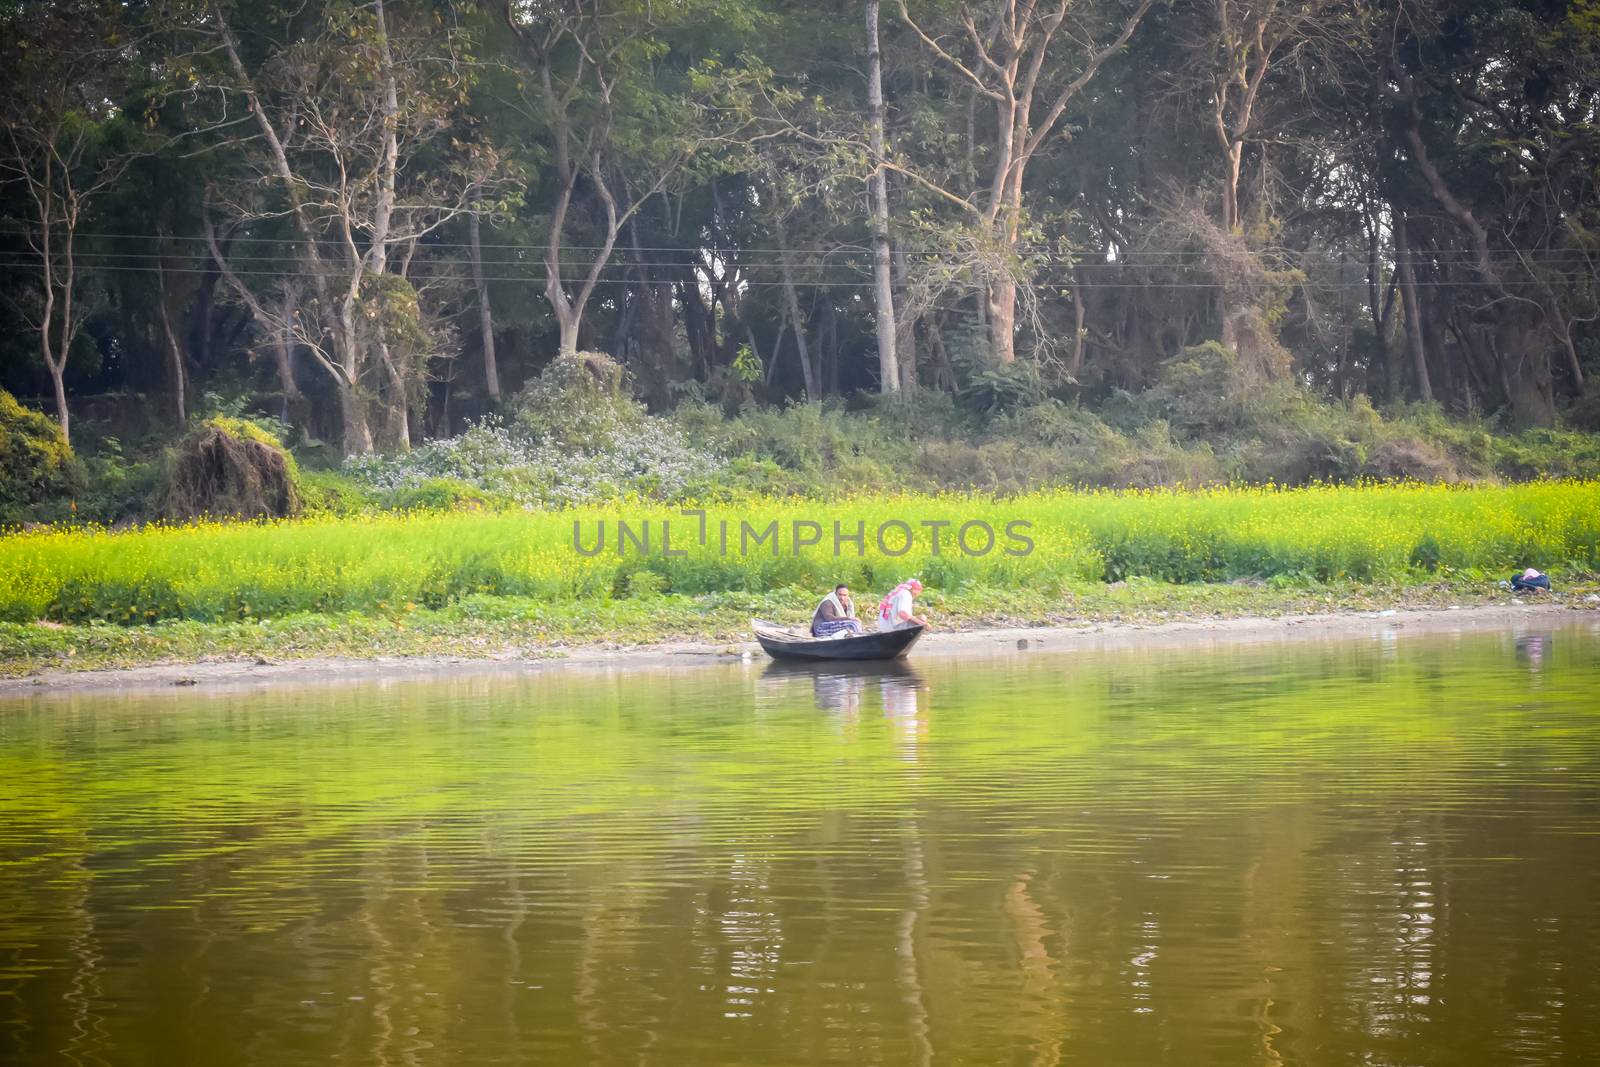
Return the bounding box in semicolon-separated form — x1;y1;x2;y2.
468;183;501;402
202;0;504;453
895;0;1155;363
866;0;901;393
499;0;709;357
0;0;146;444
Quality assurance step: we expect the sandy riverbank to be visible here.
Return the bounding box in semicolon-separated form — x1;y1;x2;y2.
4;602;1594;697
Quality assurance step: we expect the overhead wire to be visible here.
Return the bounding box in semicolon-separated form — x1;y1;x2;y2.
1;226;1597;263
0;254;1592;289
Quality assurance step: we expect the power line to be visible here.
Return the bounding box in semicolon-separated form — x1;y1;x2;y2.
3;255;1593;289
6;247;1600;270
2;226;1597;263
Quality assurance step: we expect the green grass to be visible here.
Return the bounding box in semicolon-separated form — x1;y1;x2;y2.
3;482;1597;625
7;475;1597;675
2;482;1596;637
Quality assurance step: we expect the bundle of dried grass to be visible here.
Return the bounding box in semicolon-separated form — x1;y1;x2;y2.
159;419;299;521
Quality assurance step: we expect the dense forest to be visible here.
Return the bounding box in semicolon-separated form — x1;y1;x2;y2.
1;0;1597;473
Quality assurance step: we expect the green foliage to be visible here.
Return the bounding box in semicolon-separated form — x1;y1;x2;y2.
945;322;1049;416
344;401;720;508
378;478;494;513
510;351;644;448
681;382;1598;496
360;273;431;391
34;368;1600;530
295;469;375;516
2;483;1595;627
0;389;84;522
731;343;763;383
76;452;162;526
621;568;666;600
1138;343;1255;437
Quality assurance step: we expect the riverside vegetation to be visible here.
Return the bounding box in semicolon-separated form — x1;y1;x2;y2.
4;353;1598;675
9;347;1600;525
3;480;1597;675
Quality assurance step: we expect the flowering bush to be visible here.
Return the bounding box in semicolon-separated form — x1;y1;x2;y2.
342;415;722;508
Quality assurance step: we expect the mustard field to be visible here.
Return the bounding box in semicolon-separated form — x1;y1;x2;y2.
3;482;1596;625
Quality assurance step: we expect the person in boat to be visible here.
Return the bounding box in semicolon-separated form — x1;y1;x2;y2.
877;578;927;632
811;584;864;638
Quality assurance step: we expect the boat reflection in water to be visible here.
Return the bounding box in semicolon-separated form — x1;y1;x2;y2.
1516;632;1550;672
758;659;929;758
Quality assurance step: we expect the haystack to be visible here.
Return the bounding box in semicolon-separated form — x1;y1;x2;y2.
160;418;300;521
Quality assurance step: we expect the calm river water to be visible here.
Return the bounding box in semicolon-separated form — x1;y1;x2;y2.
3;623;1599;1065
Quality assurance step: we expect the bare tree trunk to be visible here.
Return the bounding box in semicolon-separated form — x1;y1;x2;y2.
1394;211;1433;403
1557;326;1584;394
370;0;407;448
39;268;70;442
1069;266;1087;377
822;299;840;396
1531;282;1585;394
39;213;72;442
1221;143;1243;233
154;259;187;424
49;360;70;444
865;0;900;394
554;309;581;356
987;277;1017;364
893;242;917;390
927;318;957;391
775;216;818;400
215;4;331;310
469;193;500;401
340;385;373;455
1219;299;1240;353
986;158;1031;365
272;287;300;405
1497;315;1556;426
620;214;675;404
1363;202;1389;375
374;327;410;450
897;0;1152;369
680;277;715;379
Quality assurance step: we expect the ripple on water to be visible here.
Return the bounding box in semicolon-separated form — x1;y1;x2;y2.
2;624;1599;1065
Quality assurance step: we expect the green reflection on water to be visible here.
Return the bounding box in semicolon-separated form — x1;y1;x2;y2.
2;625;1599;1066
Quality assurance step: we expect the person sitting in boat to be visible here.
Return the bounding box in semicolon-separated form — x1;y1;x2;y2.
811;584;864;638
877;578;927;632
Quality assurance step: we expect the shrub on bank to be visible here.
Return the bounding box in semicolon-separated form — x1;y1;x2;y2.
0;389;84;522
343;355;723;507
19;348;1600;527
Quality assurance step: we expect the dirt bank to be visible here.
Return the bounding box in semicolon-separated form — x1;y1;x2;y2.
4;602;1593;698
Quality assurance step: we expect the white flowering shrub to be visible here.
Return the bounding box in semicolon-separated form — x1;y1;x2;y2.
343;414;722;509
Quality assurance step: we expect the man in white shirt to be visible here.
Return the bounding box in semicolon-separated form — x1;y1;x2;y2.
877;579;927;632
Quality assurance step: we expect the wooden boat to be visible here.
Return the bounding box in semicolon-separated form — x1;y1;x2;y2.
752;619;925;662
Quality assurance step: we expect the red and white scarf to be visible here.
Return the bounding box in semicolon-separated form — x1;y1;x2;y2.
878;580;921;624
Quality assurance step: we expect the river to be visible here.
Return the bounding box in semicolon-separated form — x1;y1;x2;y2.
3;623;1598;1065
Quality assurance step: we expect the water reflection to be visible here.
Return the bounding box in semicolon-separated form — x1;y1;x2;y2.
759;659;924;716
1516;633;1549;672
3;627;1600;1066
